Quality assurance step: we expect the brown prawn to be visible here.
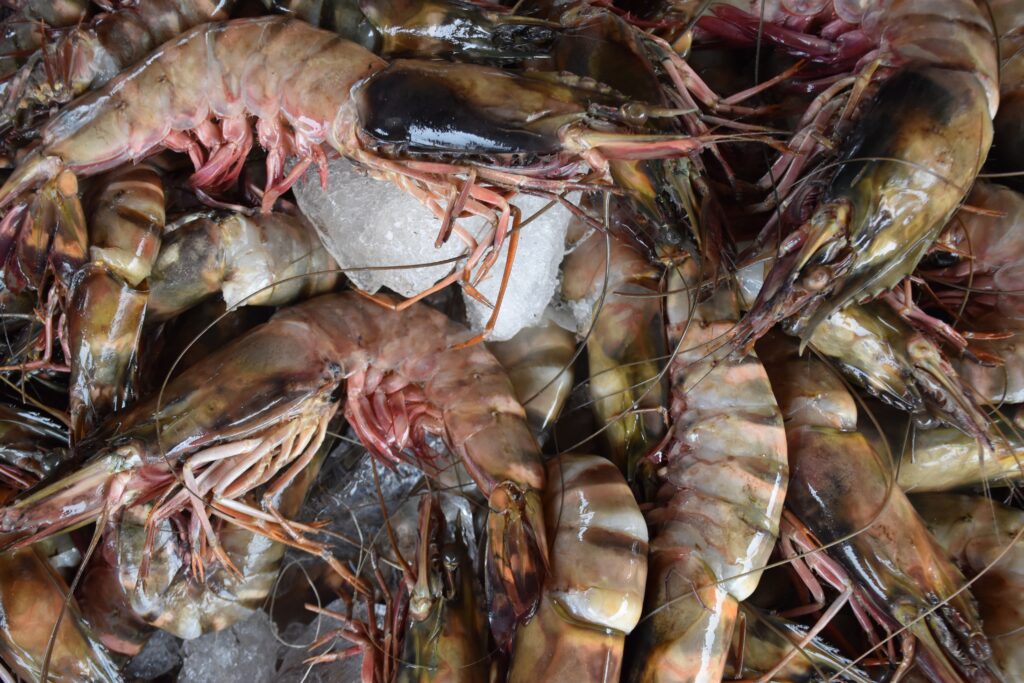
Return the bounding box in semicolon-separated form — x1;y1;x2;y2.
706;0;999;348
561;217;666;477
0;0;234;137
761;335;1001;682
625;259;788;683
0;544;121;682
0;15;721;341
509;454;648;683
913;494;1024;680
0;292;548;650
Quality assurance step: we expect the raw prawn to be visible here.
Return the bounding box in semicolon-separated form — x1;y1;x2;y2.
913;494;1024;680
626;259;788;683
68;163;165;439
988;0;1024;190
147;209;339;322
509;454;647;683
0;0;234;137
761;334;1001;682
487;315;575;433
0;292;548;649
561;218;666;476
894;409;1024;492
707;0;999;347
0;15;718;340
0;545;121;682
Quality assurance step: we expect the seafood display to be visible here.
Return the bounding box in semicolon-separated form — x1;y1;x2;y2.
0;1;1017;681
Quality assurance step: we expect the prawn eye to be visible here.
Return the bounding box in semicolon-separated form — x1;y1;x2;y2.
801;266;830;291
621;102;648;125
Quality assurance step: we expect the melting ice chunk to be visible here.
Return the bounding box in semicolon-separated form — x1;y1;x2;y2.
462;194;573;341
178;612;278;683
295;157;574;340
294;157;468;298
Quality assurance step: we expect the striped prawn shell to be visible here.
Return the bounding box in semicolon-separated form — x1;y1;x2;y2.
543;453;649;633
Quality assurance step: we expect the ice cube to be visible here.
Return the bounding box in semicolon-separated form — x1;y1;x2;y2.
294;157;470;298
178;611;278;683
462;194;573;341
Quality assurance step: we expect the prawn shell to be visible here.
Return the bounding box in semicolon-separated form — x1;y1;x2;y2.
355;59;588;154
543;454;648;633
0;547;121;682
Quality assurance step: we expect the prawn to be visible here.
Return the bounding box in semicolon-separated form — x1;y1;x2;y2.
725;603;872;682
0;401;67;490
0;0;234;138
561;216;666;476
0;544;121;682
914;494;1024;680
509;454;648;683
88;440;328;640
988;0;1024;190
147;208;339;322
487;315;576;433
68;163;165;439
924;181;1024;319
0;16;721;341
0;292;548;650
268;0;556;61
625;258;788;683
894;411;1024;492
761;334;1001;682
704;0;999;347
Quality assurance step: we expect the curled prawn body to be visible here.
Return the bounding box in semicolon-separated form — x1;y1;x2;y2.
703;0;999;347
762;336;1001;682
626;260;788;683
509;454;648;683
741;64;995;345
0;293;548;649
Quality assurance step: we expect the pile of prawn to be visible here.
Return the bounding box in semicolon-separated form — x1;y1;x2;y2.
0;0;1019;681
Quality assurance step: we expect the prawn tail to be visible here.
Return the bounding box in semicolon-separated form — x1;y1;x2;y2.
485;481;548;651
